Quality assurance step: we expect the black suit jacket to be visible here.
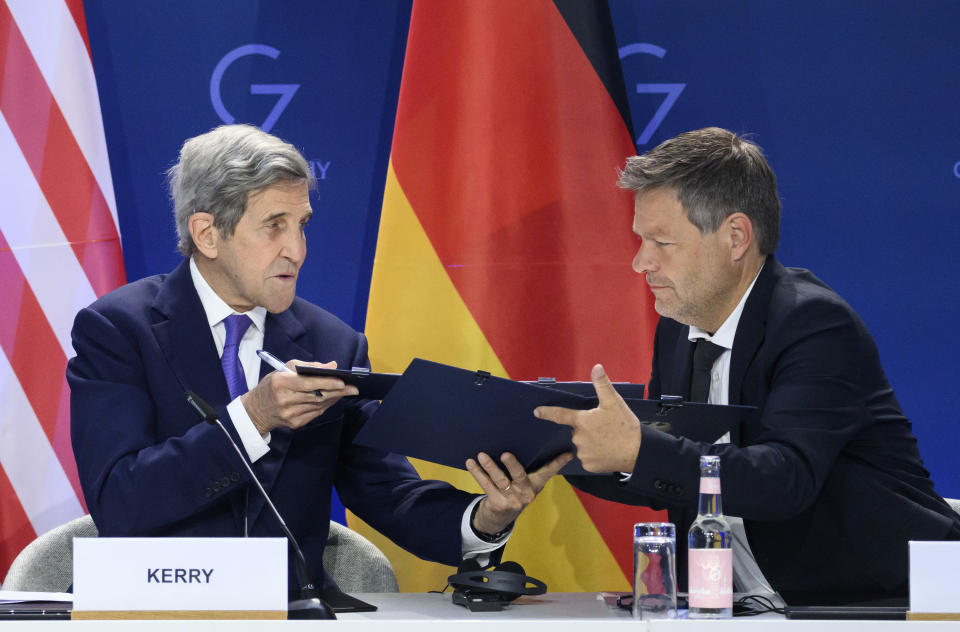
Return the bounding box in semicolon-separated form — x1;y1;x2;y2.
68;259;475;591
571;257;960;605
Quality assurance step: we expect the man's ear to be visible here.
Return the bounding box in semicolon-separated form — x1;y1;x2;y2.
725;212;754;262
188;212;219;259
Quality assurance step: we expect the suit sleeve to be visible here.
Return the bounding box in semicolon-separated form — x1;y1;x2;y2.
622;296;873;521
331;333;475;566
68;306;251;535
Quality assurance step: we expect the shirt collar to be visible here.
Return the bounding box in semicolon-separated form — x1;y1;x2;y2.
688;264;764;350
189;257;266;332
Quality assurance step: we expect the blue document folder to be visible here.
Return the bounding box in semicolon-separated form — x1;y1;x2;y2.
354;359;753;475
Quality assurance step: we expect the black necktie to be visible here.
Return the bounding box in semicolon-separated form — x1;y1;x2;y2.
690;339;726;403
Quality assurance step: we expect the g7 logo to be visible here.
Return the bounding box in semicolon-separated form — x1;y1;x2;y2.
619;43;686;147
210;44;300;133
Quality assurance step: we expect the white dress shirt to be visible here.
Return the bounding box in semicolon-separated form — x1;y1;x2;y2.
190;257;271;461
189;257;504;558
687;265;782;602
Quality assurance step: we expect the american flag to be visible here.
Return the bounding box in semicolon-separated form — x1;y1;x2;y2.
0;0;123;578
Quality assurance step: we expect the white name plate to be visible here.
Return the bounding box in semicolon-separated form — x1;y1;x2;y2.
73;537;287;614
909;540;960;615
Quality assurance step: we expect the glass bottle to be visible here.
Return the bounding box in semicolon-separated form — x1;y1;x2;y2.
687;455;732;618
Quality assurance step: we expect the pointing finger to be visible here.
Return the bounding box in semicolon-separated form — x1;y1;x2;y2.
534;405;581;426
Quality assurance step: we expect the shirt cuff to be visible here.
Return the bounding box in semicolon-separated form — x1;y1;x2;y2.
461;496;511;562
226;397;271;463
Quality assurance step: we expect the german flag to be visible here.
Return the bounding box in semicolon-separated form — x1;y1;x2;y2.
354;0;663;591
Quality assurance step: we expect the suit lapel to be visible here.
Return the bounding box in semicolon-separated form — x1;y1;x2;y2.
729;257;778;405
728;257;779;444
150;260;230;406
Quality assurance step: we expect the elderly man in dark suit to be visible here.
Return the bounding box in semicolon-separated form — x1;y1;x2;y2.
68;124;569;596
537;127;959;606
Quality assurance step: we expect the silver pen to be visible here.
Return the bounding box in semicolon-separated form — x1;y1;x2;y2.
256;349;293;373
256;349;325;398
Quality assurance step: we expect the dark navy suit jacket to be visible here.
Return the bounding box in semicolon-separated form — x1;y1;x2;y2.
570;257;960;605
68;259;474;591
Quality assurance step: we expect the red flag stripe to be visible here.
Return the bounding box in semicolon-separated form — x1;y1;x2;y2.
389;0;660;582
0;113;98;358
0;0;118;578
392;0;653;383
0;2;124;297
0;464;35;574
0;230;82;502
62;0;92;61
0;325;83;542
7;0;118;223
571;487;665;582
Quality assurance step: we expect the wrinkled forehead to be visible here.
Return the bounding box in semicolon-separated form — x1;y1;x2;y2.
632;187;688;234
243;180;313;217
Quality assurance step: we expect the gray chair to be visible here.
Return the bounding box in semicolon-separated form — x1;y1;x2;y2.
946;497;960;518
2;515;398;593
324;521;398;592
2;514;96;592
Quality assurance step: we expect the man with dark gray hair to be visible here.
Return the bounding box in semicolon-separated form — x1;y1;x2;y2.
68;124;569;597
537;127;959;606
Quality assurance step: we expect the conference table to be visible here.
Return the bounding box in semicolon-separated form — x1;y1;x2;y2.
3;592;959;630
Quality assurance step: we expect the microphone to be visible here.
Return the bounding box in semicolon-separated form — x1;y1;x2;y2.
185;390;335;620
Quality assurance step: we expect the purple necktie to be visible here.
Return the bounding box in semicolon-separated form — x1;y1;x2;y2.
221;314;253;399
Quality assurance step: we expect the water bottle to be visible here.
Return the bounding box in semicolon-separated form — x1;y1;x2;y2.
687;455;732;618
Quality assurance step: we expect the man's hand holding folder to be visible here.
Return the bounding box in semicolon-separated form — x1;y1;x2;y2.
535;364;642;473
466;451;573;537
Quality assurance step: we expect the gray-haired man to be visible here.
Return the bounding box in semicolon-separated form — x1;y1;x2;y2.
69;124;569;595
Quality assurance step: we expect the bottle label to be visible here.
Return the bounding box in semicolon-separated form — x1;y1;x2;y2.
699;477;721;494
688;548;732;609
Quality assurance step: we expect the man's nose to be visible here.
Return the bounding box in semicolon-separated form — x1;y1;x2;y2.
632;242;656;275
281;228;307;264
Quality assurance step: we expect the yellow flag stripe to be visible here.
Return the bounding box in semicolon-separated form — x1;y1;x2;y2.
355;161;629;592
365;163;507;376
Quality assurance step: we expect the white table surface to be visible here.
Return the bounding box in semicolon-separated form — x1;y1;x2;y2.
3;592;959;630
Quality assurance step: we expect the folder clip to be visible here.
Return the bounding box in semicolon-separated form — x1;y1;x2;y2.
351;366;371;374
656;395;683;416
536;377;557;385
474;370;492;386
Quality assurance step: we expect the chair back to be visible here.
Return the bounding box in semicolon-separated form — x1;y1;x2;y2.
2;514;98;592
323;520;399;592
946;497;960;517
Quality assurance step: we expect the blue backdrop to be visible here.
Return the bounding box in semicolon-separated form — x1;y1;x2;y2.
83;0;960;499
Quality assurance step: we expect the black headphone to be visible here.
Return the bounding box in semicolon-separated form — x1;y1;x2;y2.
448;560;546;610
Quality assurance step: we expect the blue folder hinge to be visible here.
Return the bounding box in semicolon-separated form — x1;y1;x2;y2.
537;377;557;385
474;370;492;386
656;395;684;416
351;367;370;373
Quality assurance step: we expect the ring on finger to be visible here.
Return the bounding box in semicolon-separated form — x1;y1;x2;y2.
501;483;512;494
